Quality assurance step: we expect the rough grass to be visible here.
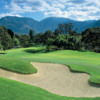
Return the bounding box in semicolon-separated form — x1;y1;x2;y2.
0;77;99;100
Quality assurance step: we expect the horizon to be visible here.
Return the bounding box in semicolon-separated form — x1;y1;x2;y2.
0;0;100;21
0;16;99;22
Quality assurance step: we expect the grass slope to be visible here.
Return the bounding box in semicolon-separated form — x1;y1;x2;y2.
0;46;100;99
0;56;37;74
0;77;99;100
1;47;100;84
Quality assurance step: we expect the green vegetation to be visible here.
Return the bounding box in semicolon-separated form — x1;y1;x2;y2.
1;47;100;84
0;56;37;74
0;77;100;100
0;24;100;52
0;26;13;50
0;46;100;99
0;24;100;100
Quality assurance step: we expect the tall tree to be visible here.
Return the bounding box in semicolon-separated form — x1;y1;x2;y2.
20;35;30;47
29;29;35;41
8;29;14;39
42;30;54;44
0;26;12;50
82;27;100;52
58;23;73;34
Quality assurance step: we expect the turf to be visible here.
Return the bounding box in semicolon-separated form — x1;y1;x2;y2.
0;56;37;74
0;46;100;100
0;77;99;100
1;47;100;84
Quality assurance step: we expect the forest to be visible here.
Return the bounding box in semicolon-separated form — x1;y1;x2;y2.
0;23;100;53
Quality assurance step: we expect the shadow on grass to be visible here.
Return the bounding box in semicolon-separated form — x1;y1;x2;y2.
88;81;100;88
0;67;36;75
67;65;100;88
0;53;6;55
24;49;45;54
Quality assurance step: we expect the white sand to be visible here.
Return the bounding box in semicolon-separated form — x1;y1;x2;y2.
0;62;100;97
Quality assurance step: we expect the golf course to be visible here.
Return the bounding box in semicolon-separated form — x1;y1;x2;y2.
0;46;100;100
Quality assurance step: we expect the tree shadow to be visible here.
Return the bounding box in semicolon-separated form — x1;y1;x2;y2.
24;49;45;54
0;53;6;55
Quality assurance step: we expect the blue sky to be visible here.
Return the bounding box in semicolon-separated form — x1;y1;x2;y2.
0;0;100;21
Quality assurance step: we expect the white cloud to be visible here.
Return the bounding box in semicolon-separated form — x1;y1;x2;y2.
3;0;100;21
0;13;22;18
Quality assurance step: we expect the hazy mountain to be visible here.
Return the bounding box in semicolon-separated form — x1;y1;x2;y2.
87;20;100;28
0;16;39;34
0;16;99;34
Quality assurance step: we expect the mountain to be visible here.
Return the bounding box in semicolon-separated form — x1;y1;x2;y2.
87;20;100;28
0;16;99;34
0;16;39;34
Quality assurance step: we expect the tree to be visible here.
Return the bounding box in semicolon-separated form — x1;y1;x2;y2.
20;35;30;47
0;41;3;49
54;34;67;49
8;29;14;39
42;30;54;44
35;33;43;44
29;29;35;42
0;26;12;50
82;27;100;52
13;37;20;47
54;29;60;37
58;23;73;34
67;35;81;50
46;38;55;46
69;30;78;36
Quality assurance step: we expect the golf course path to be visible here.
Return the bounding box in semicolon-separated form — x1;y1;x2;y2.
0;62;100;97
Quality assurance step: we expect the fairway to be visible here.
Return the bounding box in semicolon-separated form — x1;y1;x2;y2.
1;47;100;84
0;47;100;100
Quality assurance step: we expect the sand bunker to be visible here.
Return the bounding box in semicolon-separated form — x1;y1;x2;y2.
0;62;100;97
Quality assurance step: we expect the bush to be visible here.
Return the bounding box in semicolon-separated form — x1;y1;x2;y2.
46;45;58;52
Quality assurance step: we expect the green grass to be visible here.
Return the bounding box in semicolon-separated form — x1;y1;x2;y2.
0;77;99;100
0;47;44;74
0;46;100;100
2;47;100;84
0;56;37;74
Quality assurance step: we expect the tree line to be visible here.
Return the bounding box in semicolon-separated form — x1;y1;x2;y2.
0;23;100;53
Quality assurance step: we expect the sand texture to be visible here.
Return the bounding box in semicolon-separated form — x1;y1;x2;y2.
0;62;100;97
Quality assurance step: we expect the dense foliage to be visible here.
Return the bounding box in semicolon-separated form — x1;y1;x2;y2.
0;24;100;52
0;26;13;50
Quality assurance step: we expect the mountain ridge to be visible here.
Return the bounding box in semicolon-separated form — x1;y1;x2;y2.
0;16;99;34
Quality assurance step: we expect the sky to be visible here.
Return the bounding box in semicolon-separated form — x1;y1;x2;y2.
0;0;100;21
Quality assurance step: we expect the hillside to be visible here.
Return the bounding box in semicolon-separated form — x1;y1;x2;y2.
88;20;100;28
0;16;99;34
0;16;39;34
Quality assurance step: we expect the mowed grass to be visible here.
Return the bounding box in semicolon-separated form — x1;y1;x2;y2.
0;47;44;74
0;77;99;100
0;46;100;100
1;47;100;84
0;56;37;74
